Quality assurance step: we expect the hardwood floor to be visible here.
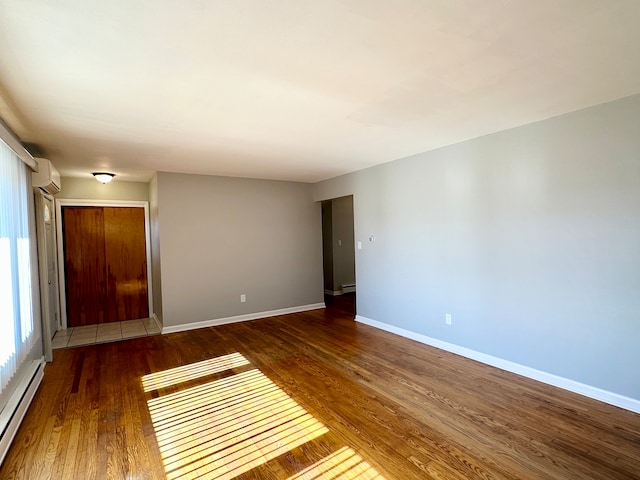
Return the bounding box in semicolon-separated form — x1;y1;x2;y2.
2;299;640;479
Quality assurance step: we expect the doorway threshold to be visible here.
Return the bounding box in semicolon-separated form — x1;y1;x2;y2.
51;318;161;349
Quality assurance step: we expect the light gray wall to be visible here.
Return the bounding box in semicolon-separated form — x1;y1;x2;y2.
331;195;355;290
148;174;163;324
315;94;640;400
156;172;324;327
57;177;149;201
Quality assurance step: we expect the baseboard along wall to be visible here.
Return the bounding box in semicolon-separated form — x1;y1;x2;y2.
355;315;640;415
0;358;45;464
324;289;342;296
162;303;326;334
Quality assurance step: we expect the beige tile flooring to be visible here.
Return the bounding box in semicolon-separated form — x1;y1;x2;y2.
51;318;161;349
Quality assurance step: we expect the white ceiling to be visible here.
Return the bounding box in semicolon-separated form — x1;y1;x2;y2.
1;0;640;183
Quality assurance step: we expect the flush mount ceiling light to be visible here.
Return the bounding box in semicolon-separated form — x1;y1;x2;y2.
93;172;115;184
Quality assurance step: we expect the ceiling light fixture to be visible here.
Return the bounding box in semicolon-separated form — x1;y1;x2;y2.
93;172;115;184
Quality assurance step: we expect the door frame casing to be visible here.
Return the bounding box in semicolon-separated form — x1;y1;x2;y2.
55;199;154;329
34;191;58;361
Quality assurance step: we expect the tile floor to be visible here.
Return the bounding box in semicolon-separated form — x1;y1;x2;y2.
51;318;161;349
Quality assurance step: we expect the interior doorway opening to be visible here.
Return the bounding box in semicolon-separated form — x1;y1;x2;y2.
321;195;356;318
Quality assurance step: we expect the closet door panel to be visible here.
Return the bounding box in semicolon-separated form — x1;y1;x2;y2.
63;207;108;326
104;207;149;322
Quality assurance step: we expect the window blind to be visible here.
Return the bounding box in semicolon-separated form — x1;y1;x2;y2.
0;138;36;398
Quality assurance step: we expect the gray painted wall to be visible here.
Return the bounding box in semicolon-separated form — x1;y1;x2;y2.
148;174;163;324
315;94;640;400
57;177;149;201
156;172;324;327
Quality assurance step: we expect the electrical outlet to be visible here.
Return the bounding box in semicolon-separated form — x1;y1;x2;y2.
445;313;452;325
240;294;246;303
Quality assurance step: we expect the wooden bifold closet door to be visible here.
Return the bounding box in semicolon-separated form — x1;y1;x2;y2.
63;206;149;327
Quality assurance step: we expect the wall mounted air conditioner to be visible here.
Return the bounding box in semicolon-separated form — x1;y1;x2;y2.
32;157;61;195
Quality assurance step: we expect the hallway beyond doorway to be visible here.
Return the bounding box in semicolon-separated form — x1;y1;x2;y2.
324;292;355;318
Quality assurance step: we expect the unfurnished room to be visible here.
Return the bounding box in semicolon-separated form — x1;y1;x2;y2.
0;1;639;479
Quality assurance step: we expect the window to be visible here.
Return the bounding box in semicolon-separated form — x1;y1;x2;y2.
0;138;35;398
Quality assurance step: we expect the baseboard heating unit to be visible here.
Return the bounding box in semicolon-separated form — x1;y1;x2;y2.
341;283;356;293
0;359;45;464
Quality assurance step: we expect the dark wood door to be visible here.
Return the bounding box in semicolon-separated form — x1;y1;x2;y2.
104;207;148;323
63;206;148;326
63;207;107;326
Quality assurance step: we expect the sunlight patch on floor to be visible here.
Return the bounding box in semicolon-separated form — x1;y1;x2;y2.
142;352;250;392
288;446;384;479
144;352;386;479
146;357;328;479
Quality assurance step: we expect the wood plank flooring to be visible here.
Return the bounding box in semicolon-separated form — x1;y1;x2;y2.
2;295;640;479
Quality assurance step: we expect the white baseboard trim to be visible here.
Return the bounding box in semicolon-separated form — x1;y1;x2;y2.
163;303;326;334
0;357;45;464
324;289;342;296
356;315;640;414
